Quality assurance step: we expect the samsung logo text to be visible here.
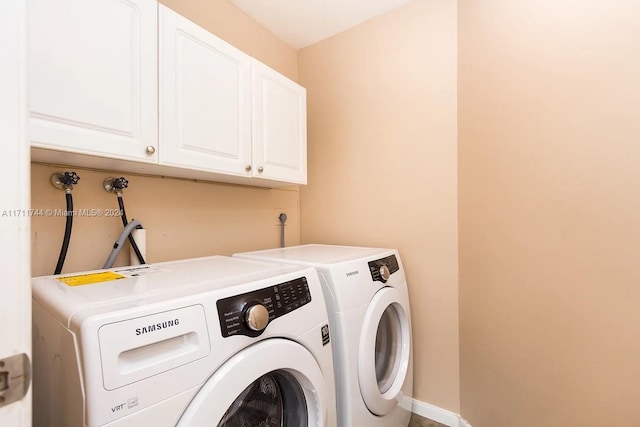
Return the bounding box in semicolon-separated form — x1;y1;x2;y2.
136;319;180;336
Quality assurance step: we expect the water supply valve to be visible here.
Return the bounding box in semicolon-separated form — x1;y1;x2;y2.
103;177;129;194
51;171;80;192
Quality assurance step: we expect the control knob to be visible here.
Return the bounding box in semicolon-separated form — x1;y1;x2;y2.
244;303;270;331
379;265;391;281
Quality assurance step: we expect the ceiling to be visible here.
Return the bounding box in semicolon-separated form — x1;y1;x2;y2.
229;0;414;49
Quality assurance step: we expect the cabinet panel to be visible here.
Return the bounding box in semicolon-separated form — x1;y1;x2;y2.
28;0;158;162
159;5;252;176
252;59;307;184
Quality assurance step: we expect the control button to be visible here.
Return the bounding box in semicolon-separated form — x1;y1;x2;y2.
244;304;270;332
380;265;390;281
225;315;240;323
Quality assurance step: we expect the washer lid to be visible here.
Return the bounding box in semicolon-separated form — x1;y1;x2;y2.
31;255;308;327
177;338;329;426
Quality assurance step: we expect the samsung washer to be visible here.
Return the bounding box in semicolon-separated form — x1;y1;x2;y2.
235;244;413;427
32;256;337;427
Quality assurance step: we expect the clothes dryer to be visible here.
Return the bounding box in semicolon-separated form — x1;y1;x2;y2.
235;244;413;427
32;256;336;427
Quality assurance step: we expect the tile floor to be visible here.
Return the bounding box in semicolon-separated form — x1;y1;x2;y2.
409;413;448;427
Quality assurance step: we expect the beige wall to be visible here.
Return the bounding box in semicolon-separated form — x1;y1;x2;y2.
31;164;299;276
31;0;300;277
298;0;460;411
459;1;640;426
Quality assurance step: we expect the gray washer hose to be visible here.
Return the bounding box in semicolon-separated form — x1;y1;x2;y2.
103;219;143;269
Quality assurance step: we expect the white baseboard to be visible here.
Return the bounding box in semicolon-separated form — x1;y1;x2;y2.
410;398;472;427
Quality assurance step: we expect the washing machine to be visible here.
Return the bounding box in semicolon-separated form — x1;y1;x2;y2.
32;256;337;427
235;244;413;427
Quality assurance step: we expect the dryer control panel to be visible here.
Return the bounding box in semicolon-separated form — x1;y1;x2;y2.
217;276;312;338
368;254;399;283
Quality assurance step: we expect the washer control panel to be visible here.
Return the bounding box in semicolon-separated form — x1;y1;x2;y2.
368;254;399;283
217;276;311;338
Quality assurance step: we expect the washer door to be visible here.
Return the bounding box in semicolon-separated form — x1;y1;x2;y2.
177;338;328;426
358;286;411;416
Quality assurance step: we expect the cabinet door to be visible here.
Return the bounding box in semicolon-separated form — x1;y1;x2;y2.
28;0;158;162
251;59;307;185
159;5;252;176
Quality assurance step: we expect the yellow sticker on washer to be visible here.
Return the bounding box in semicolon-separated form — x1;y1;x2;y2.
57;271;126;286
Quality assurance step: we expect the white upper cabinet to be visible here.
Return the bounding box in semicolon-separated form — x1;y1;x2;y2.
159;5;252;177
28;1;306;186
28;0;158;162
251;59;307;185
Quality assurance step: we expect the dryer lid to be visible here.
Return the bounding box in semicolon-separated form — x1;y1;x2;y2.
236;244;393;265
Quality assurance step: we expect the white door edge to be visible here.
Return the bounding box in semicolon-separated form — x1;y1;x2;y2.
0;0;31;425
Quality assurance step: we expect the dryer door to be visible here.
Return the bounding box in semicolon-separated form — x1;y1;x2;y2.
176;338;328;426
358;286;411;416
